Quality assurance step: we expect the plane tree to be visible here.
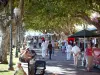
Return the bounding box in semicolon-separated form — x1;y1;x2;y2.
24;0;100;32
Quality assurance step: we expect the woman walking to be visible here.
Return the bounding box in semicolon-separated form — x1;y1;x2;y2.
85;43;94;71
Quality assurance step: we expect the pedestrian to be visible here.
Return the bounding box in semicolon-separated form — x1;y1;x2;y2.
45;39;49;55
65;43;72;60
51;40;55;55
14;62;27;75
19;48;32;62
22;42;27;50
41;40;46;59
29;39;34;50
48;41;53;60
85;43;94;72
38;37;42;48
61;42;66;53
71;42;81;68
33;38;37;48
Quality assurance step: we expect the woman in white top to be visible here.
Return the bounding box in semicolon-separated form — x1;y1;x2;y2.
66;43;72;60
41;40;47;58
45;40;49;55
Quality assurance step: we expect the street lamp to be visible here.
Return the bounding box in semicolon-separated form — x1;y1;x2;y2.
14;7;21;57
8;0;14;70
21;22;25;44
14;7;21;18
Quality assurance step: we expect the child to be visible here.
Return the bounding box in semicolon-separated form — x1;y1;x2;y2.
14;62;27;75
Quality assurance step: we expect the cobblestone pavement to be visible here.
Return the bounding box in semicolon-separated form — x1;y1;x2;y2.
22;49;100;75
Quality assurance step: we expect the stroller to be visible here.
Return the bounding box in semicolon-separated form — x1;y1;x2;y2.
34;60;46;75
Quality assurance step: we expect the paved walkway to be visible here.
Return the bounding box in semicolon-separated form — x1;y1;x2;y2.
22;49;100;75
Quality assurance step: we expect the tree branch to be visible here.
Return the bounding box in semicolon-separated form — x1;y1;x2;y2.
74;11;100;30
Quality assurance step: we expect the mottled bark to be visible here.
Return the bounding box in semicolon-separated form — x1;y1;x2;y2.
18;0;24;47
0;25;9;64
0;18;16;64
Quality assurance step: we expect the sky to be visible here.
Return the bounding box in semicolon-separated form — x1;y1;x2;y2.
25;30;43;37
75;25;97;31
24;25;97;36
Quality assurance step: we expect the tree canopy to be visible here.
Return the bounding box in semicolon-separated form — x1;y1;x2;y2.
0;0;8;12
1;0;100;33
22;0;100;33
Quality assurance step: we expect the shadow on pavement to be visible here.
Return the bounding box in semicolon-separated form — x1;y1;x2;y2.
34;49;100;75
0;70;9;72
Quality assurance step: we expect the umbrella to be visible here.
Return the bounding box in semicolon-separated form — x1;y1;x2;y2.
68;29;99;38
68;29;100;51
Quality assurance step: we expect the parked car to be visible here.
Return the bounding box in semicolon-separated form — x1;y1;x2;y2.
93;48;100;68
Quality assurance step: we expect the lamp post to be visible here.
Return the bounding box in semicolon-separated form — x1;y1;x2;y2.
21;22;25;44
83;24;87;51
8;0;14;70
14;7;21;57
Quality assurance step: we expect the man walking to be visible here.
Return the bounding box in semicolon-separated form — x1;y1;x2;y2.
71;42;81;68
48;41;53;60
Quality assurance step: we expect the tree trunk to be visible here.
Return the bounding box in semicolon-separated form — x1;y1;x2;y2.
18;0;24;47
1;26;9;64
